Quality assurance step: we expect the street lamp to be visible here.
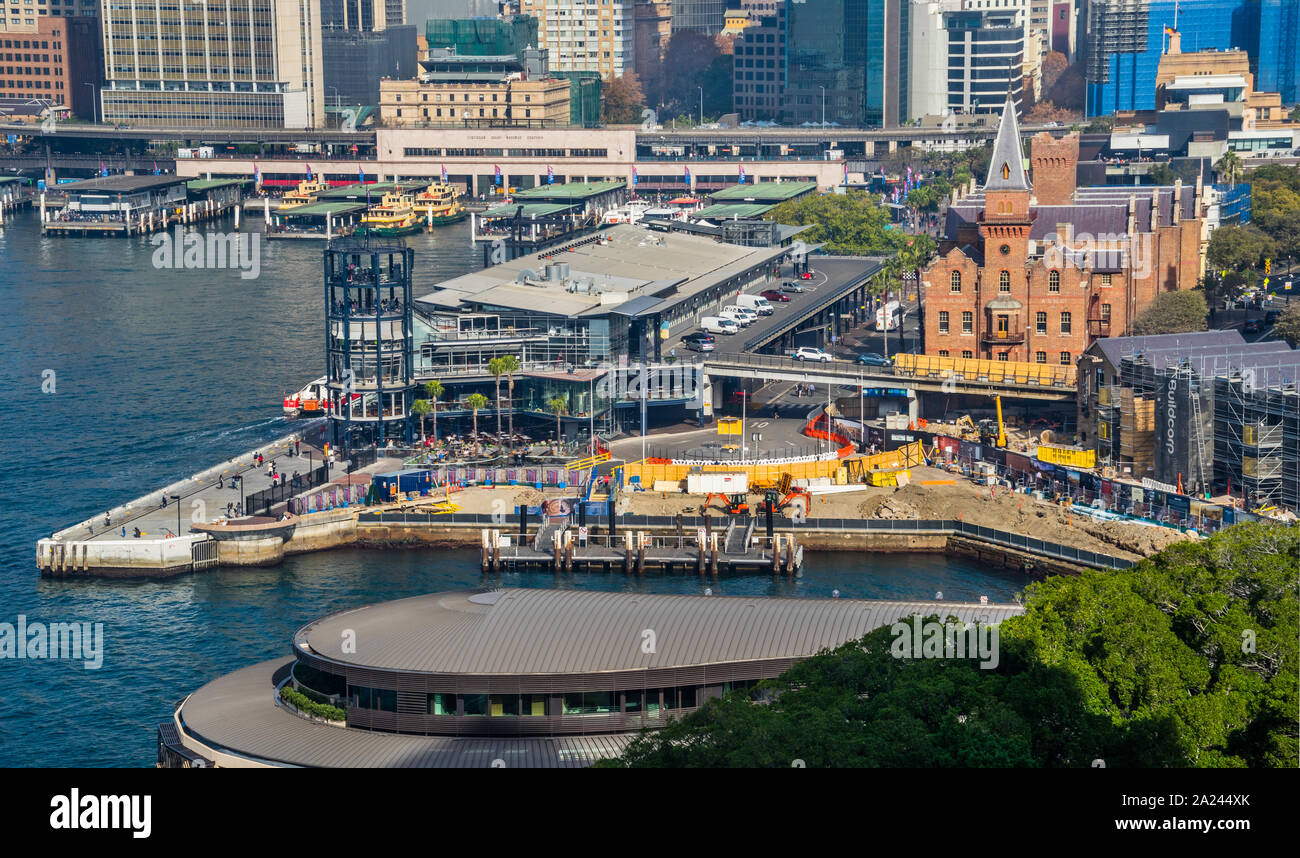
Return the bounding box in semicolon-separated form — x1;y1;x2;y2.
698;86;704;126
83;82;97;124
170;494;181;537
819;85;825;129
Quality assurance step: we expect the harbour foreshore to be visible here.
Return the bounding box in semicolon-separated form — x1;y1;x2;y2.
37;446;1132;581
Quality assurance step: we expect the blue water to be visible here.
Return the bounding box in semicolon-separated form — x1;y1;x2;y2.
0;209;1026;767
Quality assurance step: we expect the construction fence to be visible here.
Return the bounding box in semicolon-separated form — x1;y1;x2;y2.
894;353;1076;388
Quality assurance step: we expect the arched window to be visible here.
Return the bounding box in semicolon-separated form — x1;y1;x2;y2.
1048;270;1060;292
950;270;962;292
999;270;1010;292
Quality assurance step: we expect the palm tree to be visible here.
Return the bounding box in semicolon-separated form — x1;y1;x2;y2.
547;396;567;447
487;357;506;438
424;379;443;442
466;393;489;438
1216;151;1243;185
497;355;522;452
410;398;432;442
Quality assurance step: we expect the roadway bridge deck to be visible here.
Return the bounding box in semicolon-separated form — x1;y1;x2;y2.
703;353;1076;401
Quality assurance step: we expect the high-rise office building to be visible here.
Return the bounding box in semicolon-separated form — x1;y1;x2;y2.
517;0;633;78
0;15;100;118
734;0;908;128
910;0;1029;119
0;0;98;34
100;0;325;129
633;0;672;80
671;0;724;32
1257;0;1300;103
1083;0;1258;116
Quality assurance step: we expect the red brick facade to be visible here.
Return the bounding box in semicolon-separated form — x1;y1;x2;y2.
921;124;1205;366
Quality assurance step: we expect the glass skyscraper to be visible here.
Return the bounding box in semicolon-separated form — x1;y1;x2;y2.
1257;0;1300;103
1085;0;1259;116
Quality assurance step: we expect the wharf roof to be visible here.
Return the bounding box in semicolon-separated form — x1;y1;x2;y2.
297;588;1024;676
692;202;773;219
512;181;625;201
416;223;787;317
480;202;576;218
186;178;249;192
317;181;422;200
59;175;186;193
277;201;367;217
708;180;817;203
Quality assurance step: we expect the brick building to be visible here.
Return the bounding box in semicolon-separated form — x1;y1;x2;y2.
920;98;1206;366
0;15;100;120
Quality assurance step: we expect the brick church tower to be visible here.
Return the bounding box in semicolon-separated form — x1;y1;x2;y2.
978;98;1035;351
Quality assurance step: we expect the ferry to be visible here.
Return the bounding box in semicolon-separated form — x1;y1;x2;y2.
601;200;658;225
283;377;329;418
413;181;468;226
279;177;330;210
356;190;424;237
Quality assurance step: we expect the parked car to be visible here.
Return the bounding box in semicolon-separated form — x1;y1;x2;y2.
792;346;832;362
736;293;774;315
799;271;814;280
1264;310;1280;325
856;352;892;367
701;316;739;335
683;332;715;352
760;289;791;302
1243;318;1264;334
780;281;805;294
721;306;758;326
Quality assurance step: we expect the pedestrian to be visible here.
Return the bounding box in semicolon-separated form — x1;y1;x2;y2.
121;526;126;538
295;439;301;455
218;475;224;489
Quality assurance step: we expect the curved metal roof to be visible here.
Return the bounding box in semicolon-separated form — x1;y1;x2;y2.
299;589;1023;676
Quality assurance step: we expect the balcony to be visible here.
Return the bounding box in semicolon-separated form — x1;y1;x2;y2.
981;329;1026;346
1087;318;1111;337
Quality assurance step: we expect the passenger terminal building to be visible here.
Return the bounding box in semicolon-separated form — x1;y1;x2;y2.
160;588;1023;768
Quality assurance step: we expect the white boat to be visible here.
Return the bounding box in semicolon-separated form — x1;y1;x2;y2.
283;376;329;417
601;200;654;225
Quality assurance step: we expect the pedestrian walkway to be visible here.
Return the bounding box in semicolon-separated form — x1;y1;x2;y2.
69;422;338;542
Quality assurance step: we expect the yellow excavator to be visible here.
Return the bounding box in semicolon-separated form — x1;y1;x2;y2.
955;396;1007;448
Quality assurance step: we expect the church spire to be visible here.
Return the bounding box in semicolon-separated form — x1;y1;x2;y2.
983;97;1030;193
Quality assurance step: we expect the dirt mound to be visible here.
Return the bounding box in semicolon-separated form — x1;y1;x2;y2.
858;494;919;520
1077;519;1192;556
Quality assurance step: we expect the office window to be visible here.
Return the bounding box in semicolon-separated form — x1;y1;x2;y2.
1035;350;1047;363
1060;351;1071;365
1060;311;1071;334
962;350;973;359
1036;311;1047;334
938;310;949;334
999;270;1010;293
1048;270;1060;292
950;271;961;292
961;311;973;333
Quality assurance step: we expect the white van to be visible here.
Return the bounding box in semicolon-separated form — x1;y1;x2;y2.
701;316;739;335
736;293;774;315
721;306;757;326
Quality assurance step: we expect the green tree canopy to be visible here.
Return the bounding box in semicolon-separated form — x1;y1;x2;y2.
605;522;1298;768
1206;225;1276;274
1130;290;1208;335
1273;303;1300;347
601;72;645;125
764;191;936;268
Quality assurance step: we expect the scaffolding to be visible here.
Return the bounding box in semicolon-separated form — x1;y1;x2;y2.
1214;376;1300;511
1120;355;1214;497
1086;0;1151;84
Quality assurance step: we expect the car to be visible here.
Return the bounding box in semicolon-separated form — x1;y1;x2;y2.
760;289;791;302
1264;310;1280;325
799;271;814;280
1243;318;1264;334
780;281;805;294
855;352;892;367
792;346;832;362
683;332;715;352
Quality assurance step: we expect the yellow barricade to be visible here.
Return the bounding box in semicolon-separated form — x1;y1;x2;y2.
894;353;1076;388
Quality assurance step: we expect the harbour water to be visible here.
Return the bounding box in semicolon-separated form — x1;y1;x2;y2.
0;209;1028;767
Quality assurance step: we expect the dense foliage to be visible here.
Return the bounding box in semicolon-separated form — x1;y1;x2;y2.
765;191;935;261
281;686;346;723
1130;289;1208;335
605;523;1298;767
